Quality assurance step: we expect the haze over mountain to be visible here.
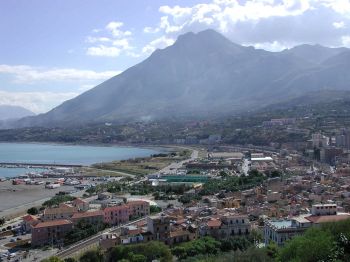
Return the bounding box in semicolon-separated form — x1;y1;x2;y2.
17;29;350;127
0;105;35;121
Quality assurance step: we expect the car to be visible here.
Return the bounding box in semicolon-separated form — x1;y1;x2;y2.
16;237;22;241
10;238;16;242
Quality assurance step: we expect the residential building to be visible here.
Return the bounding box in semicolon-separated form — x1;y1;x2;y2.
21;215;39;233
42;203;77;221
104;205;129;226
200;214;251;239
146;214;171;241
31;219;73;247
72;198;89;212
127;200;150;219
71;210;104;225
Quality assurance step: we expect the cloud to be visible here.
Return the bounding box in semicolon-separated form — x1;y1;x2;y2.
0;64;120;83
333;21;346;28
0;90;78;113
142;36;175;54
106;21;132;37
86;45;122;57
86;21;134;57
142;0;350;50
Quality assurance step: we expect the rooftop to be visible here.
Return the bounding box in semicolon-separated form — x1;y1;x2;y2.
32;219;72;228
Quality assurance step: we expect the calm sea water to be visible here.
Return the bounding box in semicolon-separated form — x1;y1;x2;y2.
0;143;161;178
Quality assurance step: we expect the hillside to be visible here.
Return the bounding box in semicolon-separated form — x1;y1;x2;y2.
17;29;350;127
0;105;35;121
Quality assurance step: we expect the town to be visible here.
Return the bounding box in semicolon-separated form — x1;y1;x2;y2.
1;123;350;261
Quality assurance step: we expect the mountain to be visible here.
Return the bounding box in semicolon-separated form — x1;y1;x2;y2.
17;29;350;127
0;105;35;121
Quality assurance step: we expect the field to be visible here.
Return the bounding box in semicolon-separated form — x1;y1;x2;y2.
92;150;191;176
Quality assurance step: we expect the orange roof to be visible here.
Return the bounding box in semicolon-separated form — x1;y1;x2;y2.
207;219;222;228
23;215;38;222
32;219;72;228
73;198;88;204
104;205;128;212
306;214;350;224
71;210;104;219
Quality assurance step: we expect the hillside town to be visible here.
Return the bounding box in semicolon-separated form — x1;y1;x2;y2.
1;126;350;261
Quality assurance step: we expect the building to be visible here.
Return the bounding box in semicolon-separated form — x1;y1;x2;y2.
42;203;77;221
21;215;39;233
71;210;104;225
200;214;251;239
31;219;73;247
311;133;329;149
320;147;343;165
127;200;150;219
103;205;129;226
72;198;89;212
146;214;171;241
264;204;350;246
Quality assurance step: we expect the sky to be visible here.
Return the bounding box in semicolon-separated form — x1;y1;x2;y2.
1;0;350;114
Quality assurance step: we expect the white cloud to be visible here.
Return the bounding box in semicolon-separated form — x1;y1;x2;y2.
0;90;78;113
142;36;175;54
143;26;160;33
333;21;346;28
105;21;132;37
86;45;122;57
141;0;350;50
0;64;120;83
341;35;350;46
248;41;291;52
86;21;134;57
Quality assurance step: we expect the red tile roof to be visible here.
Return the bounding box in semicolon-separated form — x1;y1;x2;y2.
71;210;104;219
32;219;72;228
104;205;128;212
207;219;222;228
23;215;38;222
73;198;88;204
306;214;350;224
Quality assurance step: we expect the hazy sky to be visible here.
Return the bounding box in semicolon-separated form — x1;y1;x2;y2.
1;0;350;113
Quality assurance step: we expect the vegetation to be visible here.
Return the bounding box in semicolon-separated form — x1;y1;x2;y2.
278;219;350;262
149;205;162;214
172;237;221;260
43;195;76;207
0;217;5;226
107;241;172;262
27;207;39;215
64;220;107;246
199;170;271;195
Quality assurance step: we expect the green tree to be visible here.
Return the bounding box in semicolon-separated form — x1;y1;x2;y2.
278;228;336;262
27;207;39;215
79;250;103;262
0;217;5;226
42;257;64;262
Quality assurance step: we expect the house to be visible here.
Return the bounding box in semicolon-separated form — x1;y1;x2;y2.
72;198;89;212
21;215;39;233
31;219;73;247
200;214;251;239
127;200;150;219
146;214;171;241
103;205;129;226
42;203;77;221
264;204;350;246
71;210;104;225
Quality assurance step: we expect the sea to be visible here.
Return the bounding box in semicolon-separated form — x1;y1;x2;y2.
0;142;161;178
